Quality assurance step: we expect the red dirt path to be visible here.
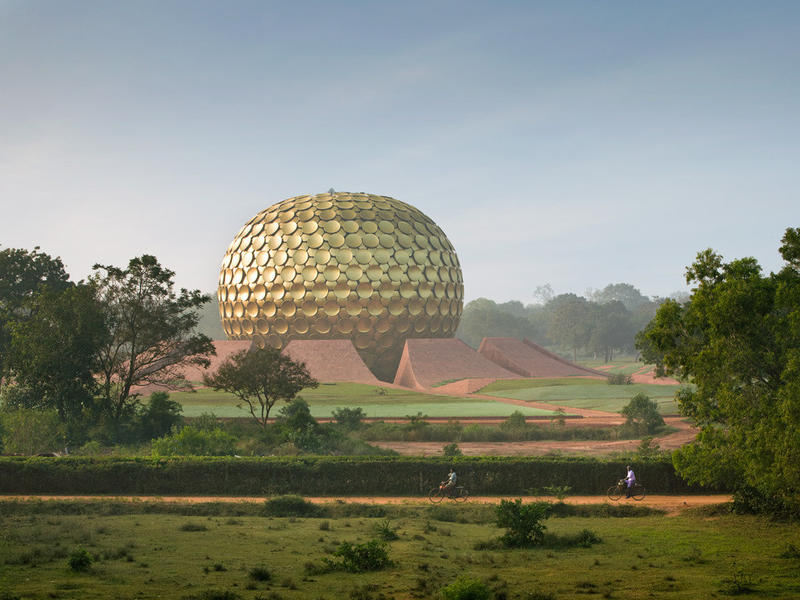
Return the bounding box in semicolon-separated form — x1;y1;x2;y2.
1;494;731;515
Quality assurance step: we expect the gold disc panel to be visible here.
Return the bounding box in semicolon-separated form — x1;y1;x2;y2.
217;192;464;381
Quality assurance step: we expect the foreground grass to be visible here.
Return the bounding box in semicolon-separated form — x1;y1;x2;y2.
173;383;559;418
1;499;798;599
481;378;683;414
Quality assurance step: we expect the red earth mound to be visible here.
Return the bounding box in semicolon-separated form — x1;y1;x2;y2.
393;338;520;390
282;339;381;385
478;337;607;378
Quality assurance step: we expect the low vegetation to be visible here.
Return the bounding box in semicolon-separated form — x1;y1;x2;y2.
1;498;798;599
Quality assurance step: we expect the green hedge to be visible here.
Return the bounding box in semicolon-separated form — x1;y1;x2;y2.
0;456;711;496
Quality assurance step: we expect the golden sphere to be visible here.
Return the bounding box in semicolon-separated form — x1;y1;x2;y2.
218;192;464;380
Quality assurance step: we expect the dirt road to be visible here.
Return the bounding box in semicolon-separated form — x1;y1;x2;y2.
1;494;731;515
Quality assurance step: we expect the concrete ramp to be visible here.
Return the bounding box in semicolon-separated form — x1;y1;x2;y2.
282;339;381;384
393;338;520;390
478;337;607;378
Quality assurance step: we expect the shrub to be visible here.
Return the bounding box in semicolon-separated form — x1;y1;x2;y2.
263;495;323;517
442;442;462;457
0;408;65;455
332;407;366;430
181;591;242;600
334;540;391;572
151;425;237;456
439;576;491;600
248;565;272;581
500;411;528;431
138;392;184;440
608;373;633;385
495;499;551;547
374;519;399;541
68;546;93;571
179;522;208;531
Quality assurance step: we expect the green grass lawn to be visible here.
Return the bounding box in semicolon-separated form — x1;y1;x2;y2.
580;356;644;375
171;383;559;419
479;378;684;414
1;501;798;599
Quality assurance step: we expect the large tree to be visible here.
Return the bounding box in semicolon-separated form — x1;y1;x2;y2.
546;293;594;362
91;255;215;425
203;346;318;429
637;228;800;515
0;246;71;376
589;299;634;362
7;284;107;434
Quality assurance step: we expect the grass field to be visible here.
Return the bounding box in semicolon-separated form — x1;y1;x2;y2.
1;500;798;599
171;383;560;419
480;378;683;415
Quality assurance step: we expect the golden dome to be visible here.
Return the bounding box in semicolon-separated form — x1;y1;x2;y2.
217;192;464;380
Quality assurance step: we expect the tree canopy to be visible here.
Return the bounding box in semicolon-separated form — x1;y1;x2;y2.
0;246;71;375
91;255;215;425
203;346;318;429
637;227;800;515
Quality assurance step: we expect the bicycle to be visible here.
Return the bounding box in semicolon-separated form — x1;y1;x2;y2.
607;479;645;501
428;485;469;503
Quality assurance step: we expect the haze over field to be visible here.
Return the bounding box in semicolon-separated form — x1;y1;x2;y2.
1;1;798;302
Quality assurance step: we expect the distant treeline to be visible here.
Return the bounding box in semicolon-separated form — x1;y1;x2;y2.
454;283;687;363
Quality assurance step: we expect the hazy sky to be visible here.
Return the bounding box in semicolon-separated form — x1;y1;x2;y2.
1;0;798;303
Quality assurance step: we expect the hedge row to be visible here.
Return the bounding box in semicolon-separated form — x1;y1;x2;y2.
0;456;713;496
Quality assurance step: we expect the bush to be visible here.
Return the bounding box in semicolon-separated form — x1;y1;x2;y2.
68;546;93;571
138;392;183;440
374;519;399;541
151;425;237;456
332;407;366;430
334;540;391;572
442;443;462;457
248;565;272;581
608;373;633;385
263;495;323;517
0;409;65;455
439;576;491;600
495;499;552;547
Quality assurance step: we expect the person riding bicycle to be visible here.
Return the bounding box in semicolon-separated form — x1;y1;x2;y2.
624;465;636;498
440;468;457;495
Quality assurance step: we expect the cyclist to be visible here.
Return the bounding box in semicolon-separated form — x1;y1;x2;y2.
440;468;457;495
624;465;636;498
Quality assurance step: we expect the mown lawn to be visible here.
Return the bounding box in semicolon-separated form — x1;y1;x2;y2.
480;378;683;414
171;383;559;419
1;500;798;599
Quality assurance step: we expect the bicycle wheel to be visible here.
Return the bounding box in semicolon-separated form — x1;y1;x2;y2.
607;485;622;501
454;487;469;503
428;487;444;503
631;484;645;501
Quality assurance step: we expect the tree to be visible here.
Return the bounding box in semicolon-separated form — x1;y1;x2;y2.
0;246;71;376
620;393;665;434
637;228;800;515
203;346;318;429
455;298;541;348
587;282;650;312
7;284;107;438
546;293;594;362
589;300;634;362
90;255;215;428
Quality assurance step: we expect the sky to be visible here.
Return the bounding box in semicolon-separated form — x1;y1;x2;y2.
1;0;798;304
